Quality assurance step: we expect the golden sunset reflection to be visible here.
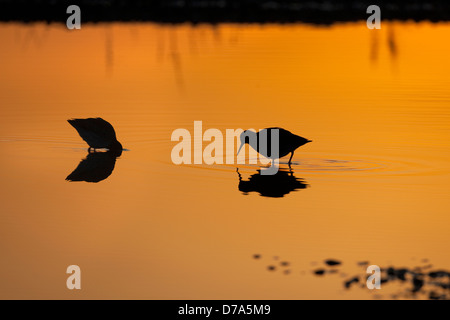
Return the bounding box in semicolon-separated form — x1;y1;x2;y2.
0;21;449;299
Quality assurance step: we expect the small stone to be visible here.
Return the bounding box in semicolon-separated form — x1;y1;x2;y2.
314;269;326;276
325;259;341;266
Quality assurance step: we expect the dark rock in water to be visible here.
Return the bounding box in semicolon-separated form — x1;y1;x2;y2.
344;277;359;289
315;259;450;300
387;267;395;277
314;269;326;276
395;269;409;281
325;259;341;267
412;276;424;293
328;269;339;274
259;255;450;300
387;267;409;281
253;254;261;259
429;291;445;300
428;270;450;278
437;283;450;290
357;261;369;266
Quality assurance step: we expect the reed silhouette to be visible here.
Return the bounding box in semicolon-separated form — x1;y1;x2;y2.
66;149;121;183
68;118;123;152
237;167;308;198
237;128;311;165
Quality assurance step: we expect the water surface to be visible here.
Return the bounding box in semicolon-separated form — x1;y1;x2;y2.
0;21;449;299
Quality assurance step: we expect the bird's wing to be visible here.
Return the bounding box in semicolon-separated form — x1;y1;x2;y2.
68;118;117;148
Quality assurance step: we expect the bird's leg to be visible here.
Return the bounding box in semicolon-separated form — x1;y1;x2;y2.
288;152;294;165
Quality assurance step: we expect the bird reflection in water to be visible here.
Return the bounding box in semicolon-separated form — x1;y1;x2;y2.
236;167;309;198
66;149;122;183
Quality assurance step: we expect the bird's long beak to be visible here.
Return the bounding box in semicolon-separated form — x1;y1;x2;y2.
237;142;244;156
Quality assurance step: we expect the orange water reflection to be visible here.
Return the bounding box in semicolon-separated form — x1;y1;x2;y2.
0;22;449;299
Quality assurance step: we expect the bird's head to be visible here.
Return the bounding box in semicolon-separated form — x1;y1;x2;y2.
108;140;123;155
237;130;256;156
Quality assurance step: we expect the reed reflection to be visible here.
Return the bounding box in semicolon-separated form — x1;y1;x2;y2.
66;149;121;183
236;167;308;198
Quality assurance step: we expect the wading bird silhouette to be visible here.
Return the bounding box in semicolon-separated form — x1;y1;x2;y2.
237;128;311;165
68;118;123;152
